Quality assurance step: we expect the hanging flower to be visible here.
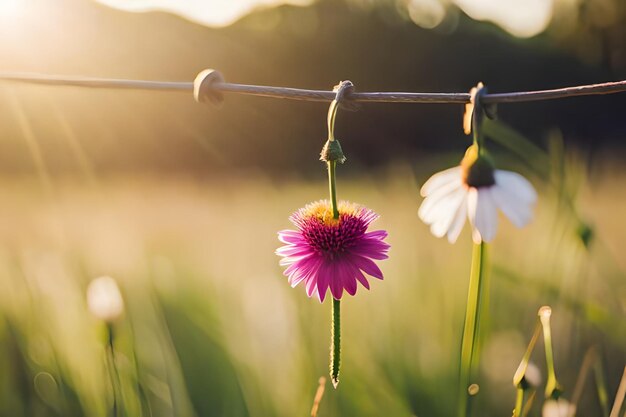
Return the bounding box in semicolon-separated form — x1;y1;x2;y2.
277;200;389;302
419;144;537;244
523;362;542;388
542;398;575;417
87;276;125;322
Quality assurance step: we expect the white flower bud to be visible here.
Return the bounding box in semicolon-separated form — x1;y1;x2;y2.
524;362;542;387
87;276;124;322
542;398;575;417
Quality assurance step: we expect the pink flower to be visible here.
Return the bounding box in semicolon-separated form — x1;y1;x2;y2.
277;200;390;302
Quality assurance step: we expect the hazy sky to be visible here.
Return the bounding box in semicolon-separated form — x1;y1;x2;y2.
94;0;314;27
452;0;552;37
93;0;552;37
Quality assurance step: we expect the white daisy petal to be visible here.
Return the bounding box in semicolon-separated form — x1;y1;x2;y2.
446;191;468;243
494;170;537;204
467;187;481;243
491;184;533;228
418;179;463;224
471;187;498;243
420;166;463;197
430;187;467;238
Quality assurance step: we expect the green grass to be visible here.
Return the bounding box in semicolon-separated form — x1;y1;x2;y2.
0;161;624;417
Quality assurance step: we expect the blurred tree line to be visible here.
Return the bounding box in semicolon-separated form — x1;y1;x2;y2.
0;0;625;176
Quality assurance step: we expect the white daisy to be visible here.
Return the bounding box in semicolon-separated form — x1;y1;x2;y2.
419;144;537;244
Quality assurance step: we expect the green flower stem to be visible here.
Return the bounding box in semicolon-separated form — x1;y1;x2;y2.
472;106;480;148
327;99;339;141
328;161;339;219
328;159;340;387
513;320;542;387
326;95;341;218
459;242;489;417
513;386;525;417
510;319;542;416
330;298;341;388
105;323;123;417
326;95;342;388
594;356;610;417
472;87;485;152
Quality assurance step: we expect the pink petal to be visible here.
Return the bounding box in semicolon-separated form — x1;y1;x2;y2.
352;255;384;280
278;230;305;245
329;263;344;300
289;271;308;287
351;263;370;290
364;230;388;240
286;255;315;276
316;262;331;302
305;276;318;298
283;256;312;276
289;256;321;287
337;261;357;296
276;245;314;257
351;240;390;260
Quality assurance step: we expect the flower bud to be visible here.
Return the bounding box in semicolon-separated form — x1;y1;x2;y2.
523;362;542;388
87;276;124;322
542;398;575;417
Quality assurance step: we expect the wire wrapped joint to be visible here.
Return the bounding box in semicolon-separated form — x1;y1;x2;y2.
194;69;225;107
333;80;359;112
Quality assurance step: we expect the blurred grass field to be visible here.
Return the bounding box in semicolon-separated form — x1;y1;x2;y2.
0;157;624;417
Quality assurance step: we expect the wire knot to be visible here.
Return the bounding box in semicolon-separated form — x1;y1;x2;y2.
194;69;225;107
333;80;359;111
463;82;496;135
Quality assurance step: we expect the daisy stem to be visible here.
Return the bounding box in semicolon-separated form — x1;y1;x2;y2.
459;242;489;417
330;298;341;388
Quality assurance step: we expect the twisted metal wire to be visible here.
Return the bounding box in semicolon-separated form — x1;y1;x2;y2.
1;71;626;104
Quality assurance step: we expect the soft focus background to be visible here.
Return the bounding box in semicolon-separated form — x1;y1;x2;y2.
0;0;625;416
